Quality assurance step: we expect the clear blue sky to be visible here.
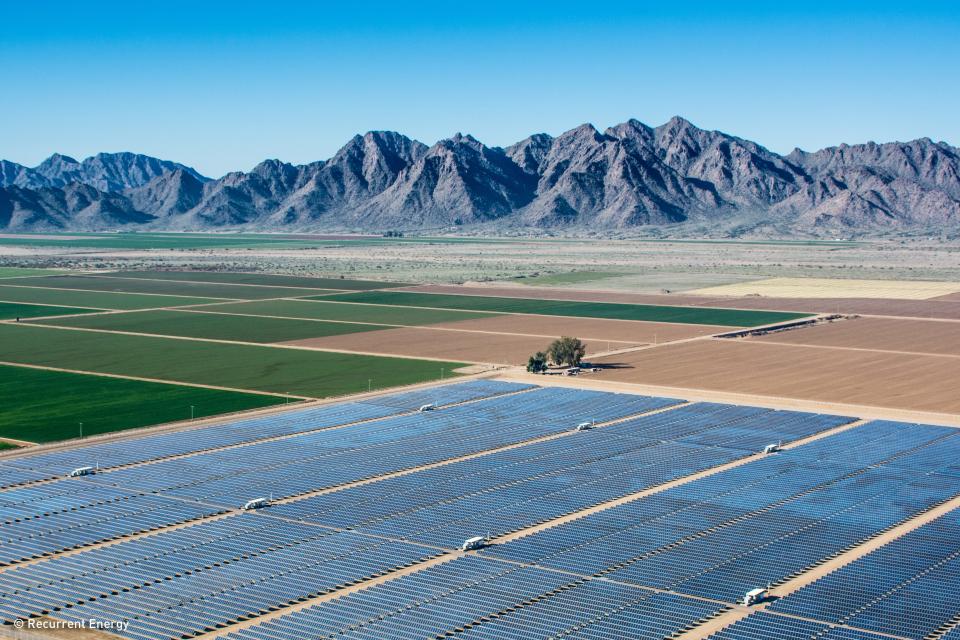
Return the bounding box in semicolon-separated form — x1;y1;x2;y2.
2;1;957;177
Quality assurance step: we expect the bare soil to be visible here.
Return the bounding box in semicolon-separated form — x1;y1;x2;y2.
591;339;960;414
750;316;960;357
433;315;726;344
283;327;631;365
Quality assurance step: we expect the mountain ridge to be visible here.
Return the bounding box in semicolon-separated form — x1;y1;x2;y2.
2;119;958;235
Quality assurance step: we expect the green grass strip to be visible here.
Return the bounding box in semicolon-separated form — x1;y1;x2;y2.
316;291;810;327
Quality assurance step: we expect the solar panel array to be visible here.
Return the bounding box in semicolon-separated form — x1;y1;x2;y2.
0;378;958;640
270;404;852;547
220;557;728;640
1;379;534;485
769;509;960;638
484;420;960;603
707;612;891;640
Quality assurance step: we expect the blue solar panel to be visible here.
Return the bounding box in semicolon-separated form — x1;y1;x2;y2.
707;612;891;640
769;509;960;639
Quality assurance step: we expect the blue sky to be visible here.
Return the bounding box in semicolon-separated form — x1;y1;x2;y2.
2;1;957;177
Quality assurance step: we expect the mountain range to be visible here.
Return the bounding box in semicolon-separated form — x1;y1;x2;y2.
2;117;958;235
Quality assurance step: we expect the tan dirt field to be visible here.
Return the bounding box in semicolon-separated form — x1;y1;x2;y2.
591;339;960;414
750;316;960;357
282;327;636;365
433;315;726;343
689;277;960;300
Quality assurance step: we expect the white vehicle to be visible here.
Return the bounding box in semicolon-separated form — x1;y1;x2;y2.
742;588;768;606
576;421;594;431
242;498;270;510
418;403;435;412
461;536;487;551
763;442;783;454
67;466;94;477
565;367;580;376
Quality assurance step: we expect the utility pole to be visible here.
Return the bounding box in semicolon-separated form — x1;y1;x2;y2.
79;422;83;439
190;405;195;420
368;379;372;392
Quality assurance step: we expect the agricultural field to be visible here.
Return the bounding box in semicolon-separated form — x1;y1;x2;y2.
111;270;407;290
0;284;220;309
591;339;960;414
0;301;97;321
0;365;284;442
319;291;810;327
198;299;500;326
33;309;391;343
0;274;337;300
282;327;632;365
690;276;960;299
0;323;466;398
749;316;960;357
433;314;727;343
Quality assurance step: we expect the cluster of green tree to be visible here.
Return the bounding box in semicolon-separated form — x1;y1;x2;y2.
526;336;586;373
382;230;405;237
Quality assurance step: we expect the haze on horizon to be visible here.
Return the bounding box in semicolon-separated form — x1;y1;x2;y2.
2;0;957;178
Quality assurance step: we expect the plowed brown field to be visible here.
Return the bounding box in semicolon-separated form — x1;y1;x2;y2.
283;327;636;365
433;315;725;344
591;339;960;413
750;316;960;357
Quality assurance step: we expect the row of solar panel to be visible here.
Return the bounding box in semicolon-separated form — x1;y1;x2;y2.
0;380;534;486
769;509;960;639
483;420;960;603
220;556;728;640
707;612;890;640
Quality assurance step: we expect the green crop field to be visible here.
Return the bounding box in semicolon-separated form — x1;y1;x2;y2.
112;270;408;290
0;302;98;321
0;275;335;300
0;284;220;310
195;299;501;325
34;309;390;343
319;291;811;327
0;267;70;278
0;324;466;397
0;442;18;450
0;365;284;442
